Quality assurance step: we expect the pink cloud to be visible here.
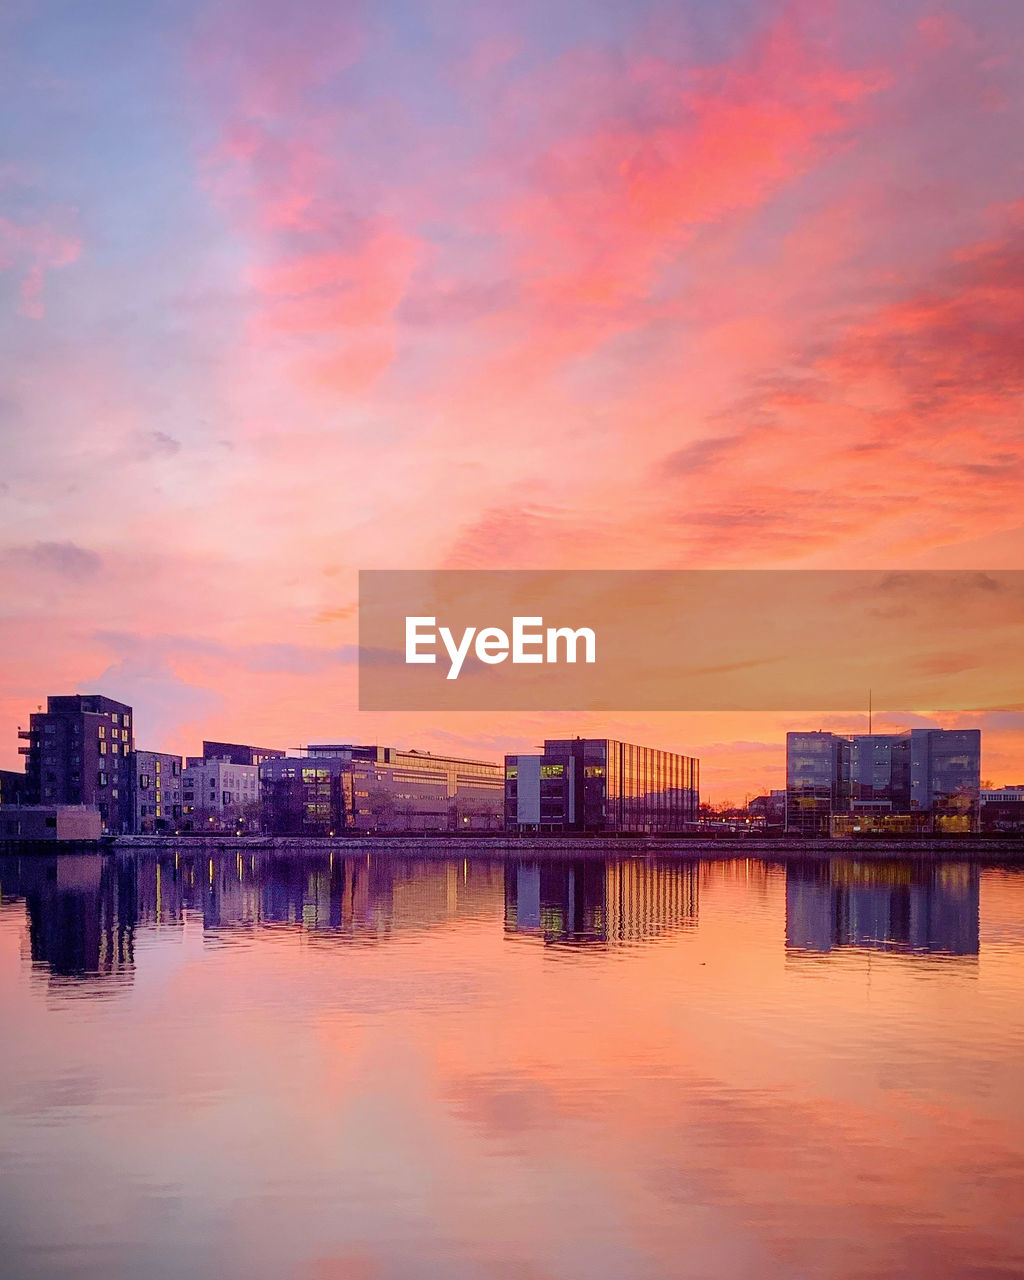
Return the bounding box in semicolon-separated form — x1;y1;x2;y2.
0;214;80;318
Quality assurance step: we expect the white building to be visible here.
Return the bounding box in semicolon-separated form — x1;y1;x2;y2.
181;759;260;832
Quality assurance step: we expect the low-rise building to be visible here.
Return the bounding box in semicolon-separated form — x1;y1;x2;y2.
260;745;504;836
980;786;1024;833
0;805;103;841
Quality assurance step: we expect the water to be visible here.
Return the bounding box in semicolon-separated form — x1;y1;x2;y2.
1;849;1022;1280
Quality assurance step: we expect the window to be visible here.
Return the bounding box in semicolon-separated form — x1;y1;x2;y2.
140;774;151;789
98;771;107;787
98;726;106;739
99;741;106;755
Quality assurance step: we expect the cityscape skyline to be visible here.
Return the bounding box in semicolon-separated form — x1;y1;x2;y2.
4;682;1022;803
4;686;1020;835
3;1;1024;802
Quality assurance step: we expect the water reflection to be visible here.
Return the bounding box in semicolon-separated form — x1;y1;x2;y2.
1;848;1022;1280
503;858;699;945
0;850;991;990
0;853;136;984
785;859;979;956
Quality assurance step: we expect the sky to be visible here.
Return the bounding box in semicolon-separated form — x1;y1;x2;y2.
1;0;1023;799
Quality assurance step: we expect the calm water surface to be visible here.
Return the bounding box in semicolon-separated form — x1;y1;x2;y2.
1;850;1022;1280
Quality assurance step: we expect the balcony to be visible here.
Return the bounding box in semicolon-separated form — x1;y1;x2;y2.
17;729;34;740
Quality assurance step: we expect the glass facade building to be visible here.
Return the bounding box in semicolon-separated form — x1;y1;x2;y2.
785;732;851;835
504;738;699;834
787;728;982;834
910;728;981;832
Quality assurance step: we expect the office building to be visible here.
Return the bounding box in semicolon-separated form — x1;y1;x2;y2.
785;732;851;835
787;728;981;834
504;738;699;834
910;728;981;831
181;758;260;832
133;751;183;833
261;745;504;835
18;694;134;834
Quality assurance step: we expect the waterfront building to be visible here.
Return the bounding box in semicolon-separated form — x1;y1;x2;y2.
504;738;699;834
259;755;349;836
980;786;1024;833
133;751;183;833
0;804;103;841
260;745;504;835
910;728;981;832
787;728;982;834
18;694;134;834
785;732;851;835
181;759;260;832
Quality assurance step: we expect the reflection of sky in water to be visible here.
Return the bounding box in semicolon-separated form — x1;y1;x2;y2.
0;852;1022;1280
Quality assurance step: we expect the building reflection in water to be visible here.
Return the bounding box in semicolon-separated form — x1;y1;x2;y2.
504;858;700;945
131;851;506;938
0;852;136;984
785;859;980;956
0;852;984;988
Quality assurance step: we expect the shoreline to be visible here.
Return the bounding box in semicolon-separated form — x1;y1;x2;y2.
3;833;1024;862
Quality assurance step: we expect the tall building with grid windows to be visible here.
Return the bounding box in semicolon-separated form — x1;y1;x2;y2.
18;694;134;834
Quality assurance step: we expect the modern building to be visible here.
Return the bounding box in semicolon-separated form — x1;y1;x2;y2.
259;755;350;836
201;741;285;767
0;768;28;809
910;728;981;831
786;728;981;834
18;694;134;834
181;759;260;832
133;751;183;833
504;738;699;834
260;745;505;836
785;732;851;835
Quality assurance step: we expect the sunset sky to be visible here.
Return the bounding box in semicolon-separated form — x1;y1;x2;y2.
2;0;1023;798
